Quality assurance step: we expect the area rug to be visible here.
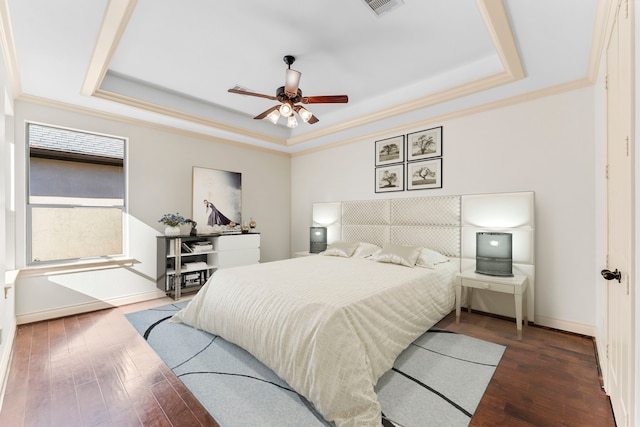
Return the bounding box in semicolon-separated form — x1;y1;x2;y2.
126;302;505;427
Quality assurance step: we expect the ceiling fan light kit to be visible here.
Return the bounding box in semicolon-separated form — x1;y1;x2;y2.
296;106;313;123
266;109;280;124
279;102;293;117
228;55;349;128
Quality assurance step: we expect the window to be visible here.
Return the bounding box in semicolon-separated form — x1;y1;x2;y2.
27;122;126;264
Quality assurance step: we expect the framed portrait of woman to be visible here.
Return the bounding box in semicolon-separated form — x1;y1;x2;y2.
192;167;242;228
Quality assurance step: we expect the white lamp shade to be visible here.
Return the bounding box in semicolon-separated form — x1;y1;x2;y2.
313;202;342;244
463;192;534;228
297;106;313;123
312;202;341;226
285;69;301;96
267;109;280;124
279;103;293;117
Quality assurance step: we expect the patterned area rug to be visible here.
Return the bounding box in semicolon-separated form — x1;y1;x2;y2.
126;302;505;427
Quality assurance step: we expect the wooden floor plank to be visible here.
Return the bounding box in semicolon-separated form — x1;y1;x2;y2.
0;298;616;426
76;379;110;426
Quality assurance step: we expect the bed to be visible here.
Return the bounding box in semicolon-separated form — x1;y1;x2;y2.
172;243;458;426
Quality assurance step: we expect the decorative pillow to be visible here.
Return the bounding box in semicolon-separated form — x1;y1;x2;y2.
416;247;450;268
321;241;359;257
352;242;382;258
373;243;422;267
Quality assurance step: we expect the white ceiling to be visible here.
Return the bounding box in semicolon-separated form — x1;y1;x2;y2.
5;0;601;154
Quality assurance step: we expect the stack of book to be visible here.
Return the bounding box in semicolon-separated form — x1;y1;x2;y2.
182;261;208;271
191;241;213;252
183;272;202;287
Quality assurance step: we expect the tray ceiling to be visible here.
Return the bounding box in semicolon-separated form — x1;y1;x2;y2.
4;0;601;153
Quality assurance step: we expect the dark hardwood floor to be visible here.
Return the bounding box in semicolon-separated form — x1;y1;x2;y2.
0;298;616;427
438;312;616;427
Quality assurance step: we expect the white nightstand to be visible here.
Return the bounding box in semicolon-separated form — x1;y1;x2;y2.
455;270;529;339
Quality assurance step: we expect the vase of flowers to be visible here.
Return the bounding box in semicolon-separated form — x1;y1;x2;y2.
159;213;186;236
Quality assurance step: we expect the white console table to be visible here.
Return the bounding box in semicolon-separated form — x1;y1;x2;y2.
157;233;260;300
455;270;529;339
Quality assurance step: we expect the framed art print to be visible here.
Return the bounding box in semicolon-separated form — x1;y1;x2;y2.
375;164;404;193
374;135;404;166
407;158;442;190
192;167;242;227
407;126;442;161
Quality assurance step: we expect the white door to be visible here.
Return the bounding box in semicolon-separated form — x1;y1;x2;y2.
602;1;634;426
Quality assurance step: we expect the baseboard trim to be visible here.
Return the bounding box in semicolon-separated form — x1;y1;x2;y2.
16;290;166;325
593;327;608;392
534;315;596;337
0;319;17;412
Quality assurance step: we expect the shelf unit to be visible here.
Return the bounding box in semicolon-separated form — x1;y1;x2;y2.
157;233;260;299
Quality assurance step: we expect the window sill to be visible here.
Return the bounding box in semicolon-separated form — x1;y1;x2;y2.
18;258;136;278
5;270;19;298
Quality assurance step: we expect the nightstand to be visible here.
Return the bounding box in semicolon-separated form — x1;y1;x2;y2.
455;270;529;339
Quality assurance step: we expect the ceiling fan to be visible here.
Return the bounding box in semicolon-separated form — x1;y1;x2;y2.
228;55;349;128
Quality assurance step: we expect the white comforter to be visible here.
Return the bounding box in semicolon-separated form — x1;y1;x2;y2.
172;255;457;426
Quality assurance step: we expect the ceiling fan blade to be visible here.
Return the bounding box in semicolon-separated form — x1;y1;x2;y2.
284;69;301;97
254;105;279;120
228;88;278;101
301;95;349;104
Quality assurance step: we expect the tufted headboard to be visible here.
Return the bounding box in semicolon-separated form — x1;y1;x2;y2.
312;191;535;321
340;196;461;257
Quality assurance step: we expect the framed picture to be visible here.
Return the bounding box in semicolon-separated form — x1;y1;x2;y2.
407;158;442;190
375;164;404;193
192;167;242;227
407;126;442;161
374;135;404;166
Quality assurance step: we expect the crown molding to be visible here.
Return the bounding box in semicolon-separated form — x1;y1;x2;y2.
475;0;525;80
6;0;604;160
291;77;594;158
286;71;514;147
286;0;525;147
17;93;290;157
587;0;615;82
17;75;595;162
78;0;525;150
81;0;137;96
93;88;286;146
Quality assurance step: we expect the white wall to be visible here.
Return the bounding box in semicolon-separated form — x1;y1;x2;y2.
7;85;602;332
292;87;597;333
12;100;291;322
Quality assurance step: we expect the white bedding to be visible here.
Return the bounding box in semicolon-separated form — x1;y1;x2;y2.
172;255;457;426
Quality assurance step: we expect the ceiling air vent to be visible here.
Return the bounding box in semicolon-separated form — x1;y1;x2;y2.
362;0;404;16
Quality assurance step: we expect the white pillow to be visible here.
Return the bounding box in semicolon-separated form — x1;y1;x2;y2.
352;242;382;258
373;243;421;267
416;247;450;268
321;241;359;257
